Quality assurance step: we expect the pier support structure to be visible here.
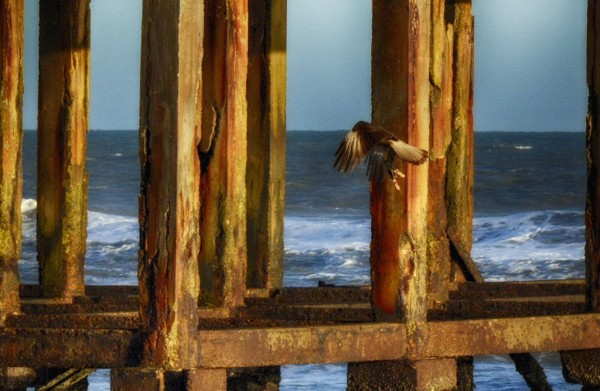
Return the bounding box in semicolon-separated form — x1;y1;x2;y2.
3;0;600;390
560;0;600;387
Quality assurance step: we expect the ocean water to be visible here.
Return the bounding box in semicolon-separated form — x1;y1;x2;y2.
19;130;585;390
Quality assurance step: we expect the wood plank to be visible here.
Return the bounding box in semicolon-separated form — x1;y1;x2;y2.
246;0;286;293
0;0;24;322
37;0;90;298
138;0;204;367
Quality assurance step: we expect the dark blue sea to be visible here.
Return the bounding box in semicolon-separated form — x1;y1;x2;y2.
19;130;586;390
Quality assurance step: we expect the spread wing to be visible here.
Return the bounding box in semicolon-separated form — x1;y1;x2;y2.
334;128;374;172
387;139;428;165
366;144;389;182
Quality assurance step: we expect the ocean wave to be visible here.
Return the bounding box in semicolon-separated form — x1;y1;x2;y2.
473;210;585;281
19;199;584;285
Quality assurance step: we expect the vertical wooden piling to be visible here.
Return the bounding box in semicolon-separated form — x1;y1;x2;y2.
561;1;600;387
587;0;600;313
246;0;286;294
369;0;410;319
0;0;24;322
427;0;454;304
446;0;475;253
199;0;249;310
370;0;430;325
138;0;203;367
37;0;90;298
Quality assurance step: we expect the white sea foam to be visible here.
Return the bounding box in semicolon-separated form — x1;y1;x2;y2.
20;199;584;285
472;210;585;281
513;145;533;150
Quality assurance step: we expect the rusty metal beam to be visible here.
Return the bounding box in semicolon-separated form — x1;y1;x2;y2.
20;284;140;298
0;328;138;368
244;286;371;305
450;280;585;300
37;0;90;299
422;314;600;358
0;0;24;323
5;313;139;329
196;323;408;368
2;314;600;368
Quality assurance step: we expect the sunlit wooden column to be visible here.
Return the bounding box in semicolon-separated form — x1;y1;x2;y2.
561;0;600;387
137;0;204;369
351;0;454;389
446;0;474;256
37;0;90;298
445;2;476;389
369;0;430;327
199;0;249;311
0;0;24;322
246;0;286;296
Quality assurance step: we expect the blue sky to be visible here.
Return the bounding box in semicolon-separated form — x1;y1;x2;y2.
22;0;587;132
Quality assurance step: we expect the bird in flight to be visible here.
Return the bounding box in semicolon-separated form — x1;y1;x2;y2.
334;121;428;190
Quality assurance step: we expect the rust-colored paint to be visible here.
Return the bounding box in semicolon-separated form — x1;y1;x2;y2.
199;0;249;309
138;0;203;368
37;0;90;298
0;0;24;323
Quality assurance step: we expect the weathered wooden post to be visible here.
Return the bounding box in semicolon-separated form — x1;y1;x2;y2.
349;0;458;389
134;0;204;377
199;0;250;312
235;1;286;387
560;0;600;386
246;0;287;297
37;0;90;298
0;0;24;323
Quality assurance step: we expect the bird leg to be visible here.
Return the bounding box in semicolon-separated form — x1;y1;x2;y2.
388;168;405;191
